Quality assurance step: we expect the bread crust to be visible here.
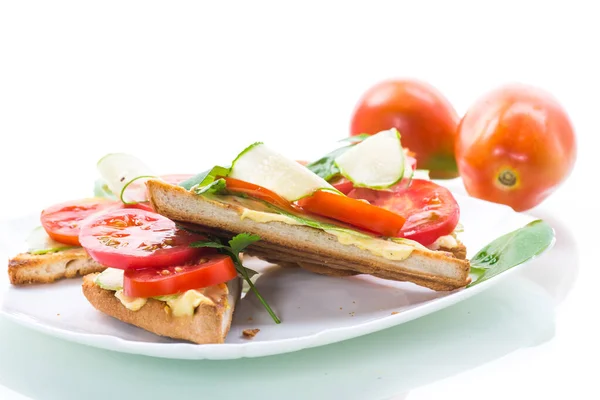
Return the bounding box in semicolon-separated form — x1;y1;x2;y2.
82;274;240;344
8;248;105;285
147;180;471;291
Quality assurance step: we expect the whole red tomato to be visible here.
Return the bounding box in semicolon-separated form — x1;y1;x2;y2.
456;83;576;211
350;79;460;179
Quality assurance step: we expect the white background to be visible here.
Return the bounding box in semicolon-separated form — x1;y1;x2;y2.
0;1;597;399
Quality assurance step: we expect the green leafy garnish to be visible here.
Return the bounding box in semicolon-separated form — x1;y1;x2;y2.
193;178;227;195
468;219;555;287
306;135;369;181
179;165;230;191
306;145;352;181
190;233;280;324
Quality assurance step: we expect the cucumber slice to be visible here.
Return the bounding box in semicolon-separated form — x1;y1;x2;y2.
93;179;117;200
229;143;337;201
95;268;124;291
96;153;156;203
334;128;406;189
27;226;76;255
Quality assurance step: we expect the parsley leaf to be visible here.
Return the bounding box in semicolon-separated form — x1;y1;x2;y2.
191;233;280;323
229;232;261;254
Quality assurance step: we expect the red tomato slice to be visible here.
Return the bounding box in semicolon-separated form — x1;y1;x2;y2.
297;190;406;237
41;199;123;246
79;208;206;270
348;179;459;245
330;177;355;195
222;176;299;213
125;202;154;212
123;254;237;298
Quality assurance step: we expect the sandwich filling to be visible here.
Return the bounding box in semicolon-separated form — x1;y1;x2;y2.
95;268;239;318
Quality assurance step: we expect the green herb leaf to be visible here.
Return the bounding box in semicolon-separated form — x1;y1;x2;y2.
467;219;555;287
189;240;228;250
179;165;230;190
229;232;261;254
190;233;280;323
193;178;227;195
306;145;353;181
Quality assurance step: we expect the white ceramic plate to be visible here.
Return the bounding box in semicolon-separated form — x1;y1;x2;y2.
0;194;552;360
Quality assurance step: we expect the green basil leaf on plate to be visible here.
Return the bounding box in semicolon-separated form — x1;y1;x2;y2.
468;219;555;287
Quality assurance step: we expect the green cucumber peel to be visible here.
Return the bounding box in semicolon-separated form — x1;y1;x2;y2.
230;142;264;170
467;219;555;287
30;246;76;255
337;134;371;144
26;226;77;255
334;128;405;189
119;175;157;205
306;135;369;181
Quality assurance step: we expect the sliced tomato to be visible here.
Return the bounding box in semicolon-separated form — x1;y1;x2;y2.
40;198;123;246
348;179;459;245
123;254;237;298
126;202;154;212
222;176;299;213
297;190;406;237
330;177;355;195
79;208;206;270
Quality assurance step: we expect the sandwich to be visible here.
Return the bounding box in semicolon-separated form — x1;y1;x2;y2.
6;128;471;344
76;207;246;344
147;180;469;291
7;202;116;285
7;175;193;285
146;129;471;292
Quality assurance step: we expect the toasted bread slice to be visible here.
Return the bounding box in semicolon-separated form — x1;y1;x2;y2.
82;273;241;344
8;248;105;285
147;180;471;291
